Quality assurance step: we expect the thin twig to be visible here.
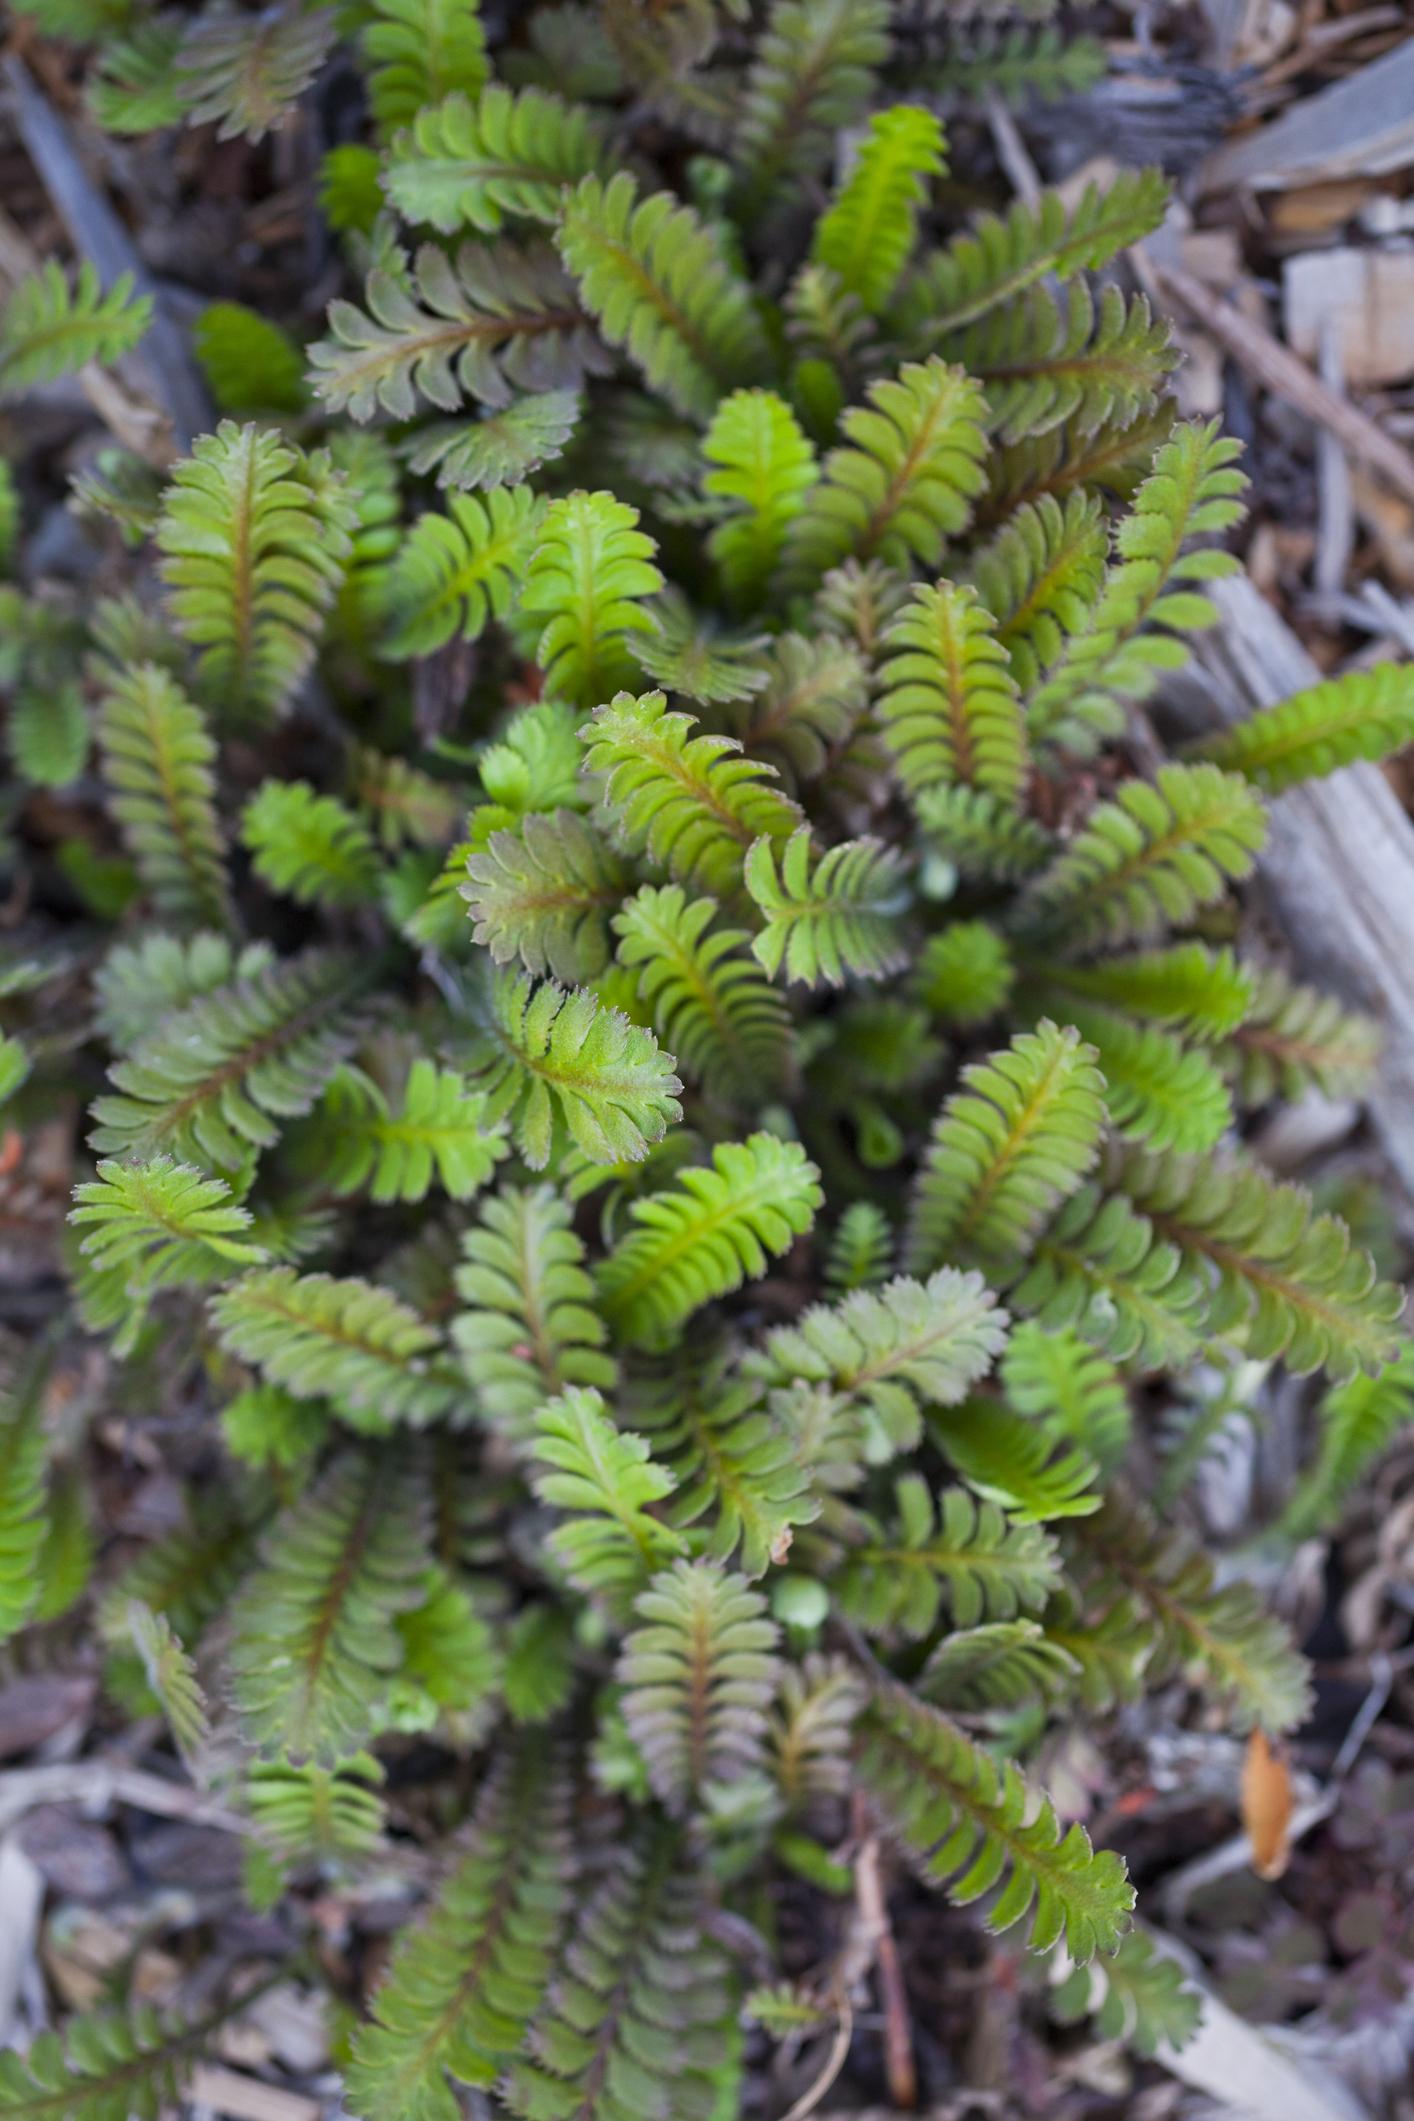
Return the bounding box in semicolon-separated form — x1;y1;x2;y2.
779;1988;853;2121
1153;259;1414;508
1159;1793;1335;1918
1314;319;1354;599
1330;1651;1393;1780
851;1814;917;2111
0;1760;250;1836
984;91;1042;210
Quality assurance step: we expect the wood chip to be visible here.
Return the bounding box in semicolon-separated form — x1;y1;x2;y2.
1269;182;1372;238
1145;1930;1373;2121
0;1838;44;2047
1284;248;1414;388
19;1804;130;1901
0;1672;96;1761
1183;576;1414;1205
186;2064;322;2121
1200;38;1414;192
1153;258;1414;508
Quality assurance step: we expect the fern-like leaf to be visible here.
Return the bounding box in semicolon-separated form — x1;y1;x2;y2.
1033;941;1254;1042
857;1685;1133;1960
929;1399;1101;1523
1115;1144;1406;1382
93;931;273;1053
157;421;353;719
0;262;151;400
745;827;909;986
770;1654;866;1810
558;171;770;419
211;1266;461;1425
834;1476;1059;1636
308;238;606;420
247;1754;387;1866
891;168;1169;343
583;688;802;896
1008;1182;1208;1371
925;25;1106;108
716;632;868;786
1001;1320;1131;1470
463;809;624;983
0;1999;229;2121
1017;763;1267;954
702;389;818;607
966;490;1109;691
618;1559;781;1812
69;1156;265;1305
1027;997;1233;1155
947;285;1176;445
1051;1927;1203;2059
228;1454;428;1761
614;882;791;1099
630;591;770;709
784;356;988;589
631;1366;820;1578
879;580;1028;807
1025;422;1248;754
502;1828;733;2121
406;388;581;492
822;1202;894;1295
127;1604;211;1771
89;948;370;1166
811;105;946;316
175;4;335;141
385;83;611;234
380;485;544;657
1078;1496;1312;1732
597;1132;823;1348
1189;662;1414;793
920;1619;1078;1712
469;968;682;1169
87;17;186;134
751;1269;1009;1455
915;921;1015;1028
733;0;890;209
906;1021;1107;1274
95;665;232;930
521;489;664;705
242;781;380;908
530;1385;685;1600
1283;1342;1414;1538
315;1061;506;1203
361;0;488;137
1220;963;1379;1107
0;1348;51;1645
915;784;1052;882
452;1185;617;1438
346;1743;574;2120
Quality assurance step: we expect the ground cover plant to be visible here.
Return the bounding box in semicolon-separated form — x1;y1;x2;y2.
2;1;1414;2114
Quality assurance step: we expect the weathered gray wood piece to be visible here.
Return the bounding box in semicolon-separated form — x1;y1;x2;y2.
1186;576;1414;1205
1200;36;1414;192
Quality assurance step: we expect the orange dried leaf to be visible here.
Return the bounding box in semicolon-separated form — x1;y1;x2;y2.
1242;1727;1294;1880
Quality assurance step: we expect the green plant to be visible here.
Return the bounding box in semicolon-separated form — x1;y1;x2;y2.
4;0;1413;2112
